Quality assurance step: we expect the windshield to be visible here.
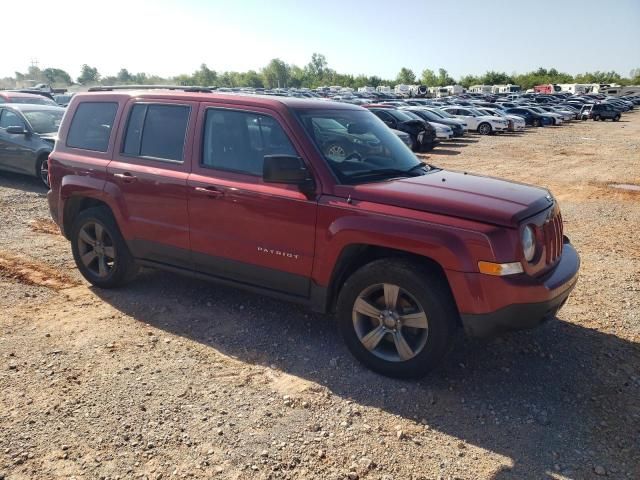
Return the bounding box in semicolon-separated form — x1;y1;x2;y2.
297;108;430;184
431;109;453;118
11;96;56;106
23;109;64;134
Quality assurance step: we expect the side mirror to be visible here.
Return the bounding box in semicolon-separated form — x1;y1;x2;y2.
6;126;27;135
263;155;315;196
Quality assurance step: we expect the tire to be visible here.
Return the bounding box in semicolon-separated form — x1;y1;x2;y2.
70;206;138;288
336;258;457;378
35;156;49;188
593;115;600;121
477;122;492;135
613;115;620;122
533;118;541;127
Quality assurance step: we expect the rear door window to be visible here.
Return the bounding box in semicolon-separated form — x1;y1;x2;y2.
67;102;118;152
122;104;190;162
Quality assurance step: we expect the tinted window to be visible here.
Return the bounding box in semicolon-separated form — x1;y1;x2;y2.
67;102;118;152
123;104;190;162
202;109;296;176
0;110;25;129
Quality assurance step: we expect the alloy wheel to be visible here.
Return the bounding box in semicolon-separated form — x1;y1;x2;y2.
77;221;116;278
40;159;49;187
352;283;429;362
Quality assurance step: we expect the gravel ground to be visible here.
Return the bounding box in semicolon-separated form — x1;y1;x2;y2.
1;113;639;480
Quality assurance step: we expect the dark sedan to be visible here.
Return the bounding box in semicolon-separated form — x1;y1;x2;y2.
0;104;64;186
503;107;554;127
366;106;438;151
403;107;466;137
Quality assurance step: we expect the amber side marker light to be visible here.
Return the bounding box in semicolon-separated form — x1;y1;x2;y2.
478;261;524;276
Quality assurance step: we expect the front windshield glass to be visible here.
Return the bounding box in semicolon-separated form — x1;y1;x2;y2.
23;109;64;134
432;109;453;118
297;108;430;184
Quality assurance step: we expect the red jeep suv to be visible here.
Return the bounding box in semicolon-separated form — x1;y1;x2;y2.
47;87;580;378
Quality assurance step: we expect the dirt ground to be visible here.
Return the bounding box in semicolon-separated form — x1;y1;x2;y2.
1;112;639;480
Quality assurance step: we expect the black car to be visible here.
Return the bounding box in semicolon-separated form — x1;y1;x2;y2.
0;104;64;186
403;108;465;137
367;107;438;151
504;107;553;127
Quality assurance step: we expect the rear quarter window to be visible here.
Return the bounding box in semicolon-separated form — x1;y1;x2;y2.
66;102;118;152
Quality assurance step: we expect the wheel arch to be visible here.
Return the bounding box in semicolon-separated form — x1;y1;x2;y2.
62;196;113;240
321;244;460;326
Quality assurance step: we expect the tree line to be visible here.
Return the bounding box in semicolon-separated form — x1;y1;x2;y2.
2;54;639;91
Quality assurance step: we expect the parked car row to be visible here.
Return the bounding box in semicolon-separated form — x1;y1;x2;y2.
0;85;637;189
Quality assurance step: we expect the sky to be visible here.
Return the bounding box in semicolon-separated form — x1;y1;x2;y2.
3;0;640;81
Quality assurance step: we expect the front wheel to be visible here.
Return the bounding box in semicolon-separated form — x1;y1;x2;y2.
336;259;457;378
613;115;620;122
71;207;138;288
477;122;492;135
36;157;49;188
593;114;601;121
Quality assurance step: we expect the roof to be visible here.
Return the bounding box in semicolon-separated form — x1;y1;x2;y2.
73;89;361;112
0;103;65;112
0;91;47;99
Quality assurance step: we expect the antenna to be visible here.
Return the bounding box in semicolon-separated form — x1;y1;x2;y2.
29;58;39;69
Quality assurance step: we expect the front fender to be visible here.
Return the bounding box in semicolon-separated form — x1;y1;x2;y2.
312;200;497;287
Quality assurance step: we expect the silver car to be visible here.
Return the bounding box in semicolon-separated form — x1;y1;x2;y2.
0;104;64;187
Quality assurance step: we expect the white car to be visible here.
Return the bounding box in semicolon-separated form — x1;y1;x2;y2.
430;122;454;140
441;107;509;135
476;107;526;132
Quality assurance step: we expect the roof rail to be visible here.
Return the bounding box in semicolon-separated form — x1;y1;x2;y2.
87;85;214;93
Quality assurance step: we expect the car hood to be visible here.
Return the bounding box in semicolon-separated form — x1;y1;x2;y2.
342;169;552;227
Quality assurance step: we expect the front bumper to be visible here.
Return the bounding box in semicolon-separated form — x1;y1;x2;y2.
457;241;580;337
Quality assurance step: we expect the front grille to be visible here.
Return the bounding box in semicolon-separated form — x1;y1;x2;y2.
543;210;564;264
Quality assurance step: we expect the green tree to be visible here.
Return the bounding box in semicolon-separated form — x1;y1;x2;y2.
396;67;416;84
240;70;264;88
458;74;480;88
262;58;290;88
420;68;438;86
306;53;328;81
117;68;132;83
42;68;72;85
437;68;455;86
480;71;513;85
77;64;100;84
193;64;217;86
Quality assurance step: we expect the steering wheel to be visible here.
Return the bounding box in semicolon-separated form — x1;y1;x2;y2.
343;151;363;162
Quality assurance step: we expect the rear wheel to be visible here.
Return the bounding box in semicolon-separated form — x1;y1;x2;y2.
336;259;457;378
613;114;620;122
477;122;492;135
71;207;138;288
533;118;541;127
593;114;601;121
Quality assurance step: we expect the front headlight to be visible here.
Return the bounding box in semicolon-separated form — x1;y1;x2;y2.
521;225;536;262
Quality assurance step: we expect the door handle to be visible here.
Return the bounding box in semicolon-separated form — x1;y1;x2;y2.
194;186;224;198
113;172;137;183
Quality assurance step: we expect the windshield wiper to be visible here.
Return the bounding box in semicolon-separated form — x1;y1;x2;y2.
348;164;430;180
